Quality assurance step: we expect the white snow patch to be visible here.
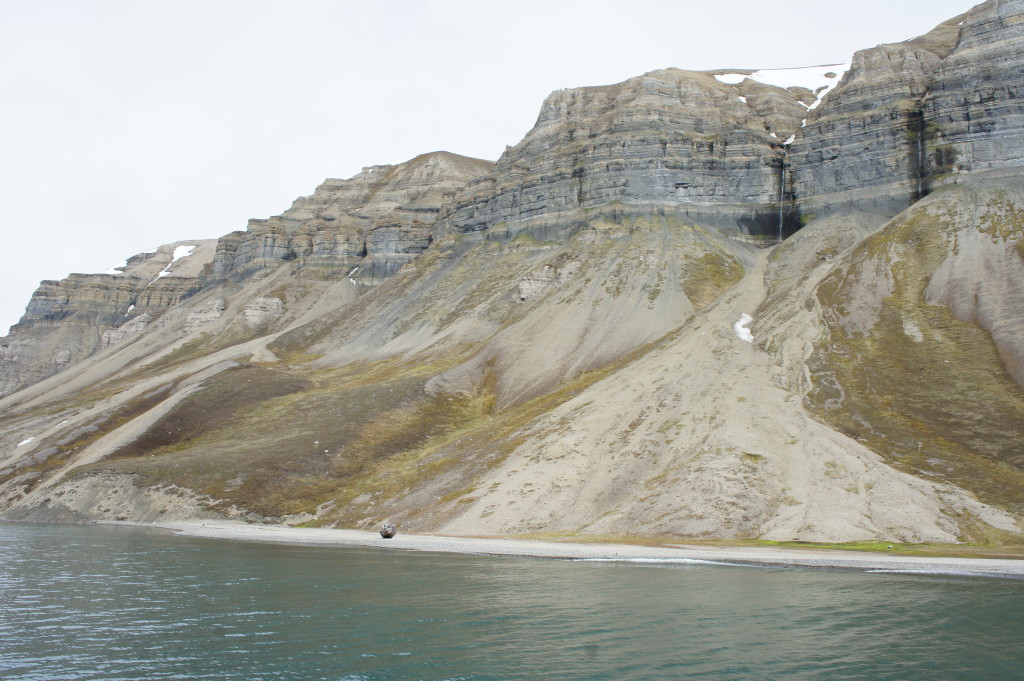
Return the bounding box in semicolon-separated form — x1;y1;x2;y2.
784;134;796;145
715;64;850;112
124;304;136;316
733;314;754;343
769;132;778;139
902;318;924;343
737;96;747;104
150;245;196;283
104;260;128;275
17;437;34;447
715;73;747;85
347;266;360;277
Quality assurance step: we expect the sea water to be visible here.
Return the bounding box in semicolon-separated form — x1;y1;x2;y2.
1;522;1022;681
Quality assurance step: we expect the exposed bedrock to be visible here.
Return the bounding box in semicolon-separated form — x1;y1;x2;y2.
210;151;493;282
793;0;1024;219
790;15;963;217
0;241;216;396
442;68;813;242
926;0;1024;173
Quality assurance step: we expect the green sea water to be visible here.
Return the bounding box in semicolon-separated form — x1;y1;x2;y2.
1;521;1022;681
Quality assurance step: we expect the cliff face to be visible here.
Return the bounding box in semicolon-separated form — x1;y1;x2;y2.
0;153;491;398
444;67;813;242
792;0;1024;218
211;151;493;282
0;241;216;395
789;17;962;216
1;0;1023;544
926;0;1024;172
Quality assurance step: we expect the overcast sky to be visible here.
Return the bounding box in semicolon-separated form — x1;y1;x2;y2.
1;0;976;334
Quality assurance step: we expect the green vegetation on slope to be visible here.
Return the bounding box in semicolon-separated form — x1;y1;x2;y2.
808;193;1024;526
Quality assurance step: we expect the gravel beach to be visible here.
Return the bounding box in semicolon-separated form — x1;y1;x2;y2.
153;520;1024;578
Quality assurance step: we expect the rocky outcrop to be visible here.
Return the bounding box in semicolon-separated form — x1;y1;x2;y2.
792;1;1024;219
0;241;215;396
926;0;1024;172
101;314;152;349
184;299;225;334
442;68;820;242
211;151;493;282
243;297;283;329
789;15;964;216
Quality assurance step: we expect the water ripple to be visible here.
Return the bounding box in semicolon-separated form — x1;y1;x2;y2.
1;522;1022;680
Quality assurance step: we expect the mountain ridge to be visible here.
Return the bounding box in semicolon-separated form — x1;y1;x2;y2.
1;0;1022;545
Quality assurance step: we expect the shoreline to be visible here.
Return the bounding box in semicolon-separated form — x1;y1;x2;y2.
145;520;1024;578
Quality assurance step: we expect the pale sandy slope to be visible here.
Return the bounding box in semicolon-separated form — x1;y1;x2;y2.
432;247;1018;543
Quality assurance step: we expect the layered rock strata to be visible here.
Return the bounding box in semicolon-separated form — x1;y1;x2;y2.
0;241;216;395
0;1;1023;544
443;68;815;242
926;0;1024;172
791;1;1024;219
211;151;493;282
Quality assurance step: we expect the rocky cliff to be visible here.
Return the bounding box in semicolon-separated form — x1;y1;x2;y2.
443;67;816;242
0;153;491;398
0;241;216;395
791;1;1024;219
0;0;1022;546
211;151;493;281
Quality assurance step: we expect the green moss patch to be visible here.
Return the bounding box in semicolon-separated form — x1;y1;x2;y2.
808;195;1024;524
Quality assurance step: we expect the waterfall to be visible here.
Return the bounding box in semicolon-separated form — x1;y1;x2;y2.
916;115;925;198
777;154;787;244
911;109;929;201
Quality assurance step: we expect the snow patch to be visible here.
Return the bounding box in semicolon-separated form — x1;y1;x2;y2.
17;437;34;447
150;245;197;283
104;260;128;275
715;73;747;85
737;96;747;104
734;314;754;343
784;134;796;145
902;318;924;343
715;64;850;112
124;304;135;316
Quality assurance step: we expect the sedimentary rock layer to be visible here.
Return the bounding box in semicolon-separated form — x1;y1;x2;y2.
211;151;493;281
443;68;812;241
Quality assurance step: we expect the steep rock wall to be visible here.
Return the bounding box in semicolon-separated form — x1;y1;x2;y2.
790;16;963;216
443;68;812;241
793;0;1024;218
0;241;216;396
211;151;493;282
926;0;1024;172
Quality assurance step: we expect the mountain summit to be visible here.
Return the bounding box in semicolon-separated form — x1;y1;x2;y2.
2;0;1022;545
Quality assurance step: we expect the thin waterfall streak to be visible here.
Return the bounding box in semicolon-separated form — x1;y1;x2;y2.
777;157;786;243
917;121;926;198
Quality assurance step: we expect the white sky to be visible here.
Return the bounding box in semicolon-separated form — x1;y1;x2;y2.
0;0;975;334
